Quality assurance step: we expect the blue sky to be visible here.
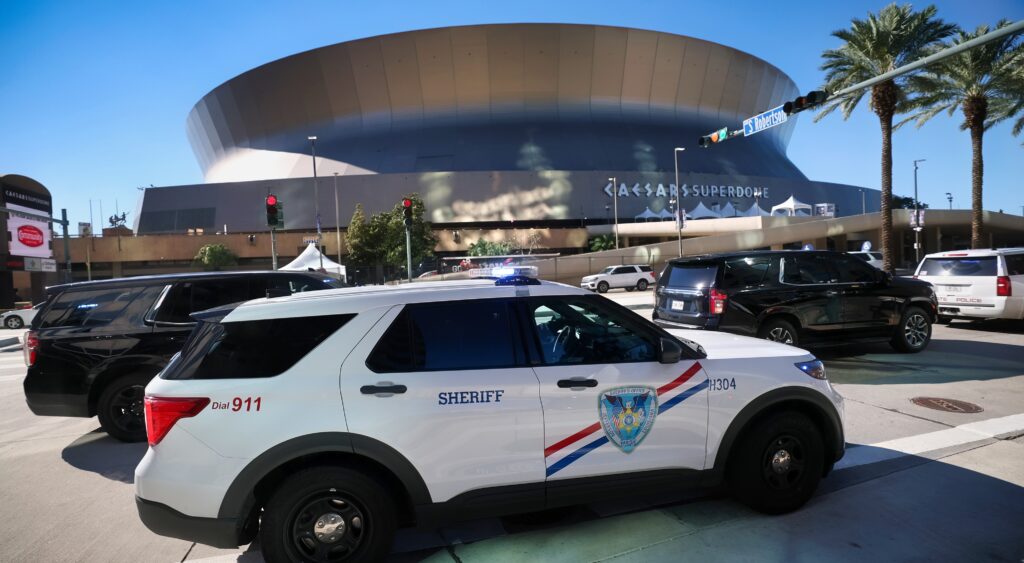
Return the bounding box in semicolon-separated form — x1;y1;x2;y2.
1;0;1022;233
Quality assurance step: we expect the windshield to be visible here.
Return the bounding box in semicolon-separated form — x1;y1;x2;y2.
919;257;997;277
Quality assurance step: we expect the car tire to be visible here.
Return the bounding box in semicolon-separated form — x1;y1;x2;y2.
637;279;649;291
260;466;397;563
97;374;152;442
891;306;931;353
758;318;799;346
727;411;824;514
4;315;23;329
597;281;609;294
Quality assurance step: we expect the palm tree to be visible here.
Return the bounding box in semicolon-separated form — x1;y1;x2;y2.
816;4;956;271
901;21;1024;248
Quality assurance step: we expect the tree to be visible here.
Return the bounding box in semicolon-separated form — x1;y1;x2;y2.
816;4;955;271
192;243;238;271
900;21;1024;248
892;195;928;209
344;195;438;278
588;234;616;252
467;239;513;257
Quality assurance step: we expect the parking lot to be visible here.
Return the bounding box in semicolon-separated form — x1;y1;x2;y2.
1;290;1022;562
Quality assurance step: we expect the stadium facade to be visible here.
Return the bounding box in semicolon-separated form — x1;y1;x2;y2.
136;23;878;236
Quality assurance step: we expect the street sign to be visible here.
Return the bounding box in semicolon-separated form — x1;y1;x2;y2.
910;209;926;228
78;222;92;237
742;105;788;137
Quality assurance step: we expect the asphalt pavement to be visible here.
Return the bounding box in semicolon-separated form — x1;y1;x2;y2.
0;294;1021;562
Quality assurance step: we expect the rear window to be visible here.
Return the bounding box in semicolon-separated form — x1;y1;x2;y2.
37;287;144;329
664;263;718;289
161;314;354;379
919;257;998;277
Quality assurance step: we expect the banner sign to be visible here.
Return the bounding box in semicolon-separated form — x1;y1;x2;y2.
7;203;52;258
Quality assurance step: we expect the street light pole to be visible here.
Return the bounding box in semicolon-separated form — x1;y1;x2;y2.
308;136;324;271
334;172;342;274
861;189;866;214
946;192;953;210
608;176;618;249
673;147;685;257
913;159;925;263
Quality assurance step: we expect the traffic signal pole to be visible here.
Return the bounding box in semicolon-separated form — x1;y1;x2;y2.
270;228;278;270
405;227;413;283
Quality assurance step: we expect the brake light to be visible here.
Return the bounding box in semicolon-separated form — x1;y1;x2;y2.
709;288;728;315
144;396;210;446
997;276;1011;297
23;330;38;367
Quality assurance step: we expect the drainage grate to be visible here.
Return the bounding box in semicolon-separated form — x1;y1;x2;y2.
910;397;983;414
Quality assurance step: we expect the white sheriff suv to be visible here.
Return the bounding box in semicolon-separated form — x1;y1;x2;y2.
581;264;657;293
135;277;845;562
915;248;1024;322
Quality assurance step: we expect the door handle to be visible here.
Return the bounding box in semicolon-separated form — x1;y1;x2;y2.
360;383;407;396
557;378;598;389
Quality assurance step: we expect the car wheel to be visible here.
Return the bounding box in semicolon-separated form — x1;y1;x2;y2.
96;374;152;442
637;279;649;291
891;306;931;353
4;315;23;329
261;466;397;563
597;281;609;294
727;411;824;514
758;318;799;346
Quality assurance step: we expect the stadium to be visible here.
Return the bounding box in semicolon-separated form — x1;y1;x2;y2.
136;23;878;237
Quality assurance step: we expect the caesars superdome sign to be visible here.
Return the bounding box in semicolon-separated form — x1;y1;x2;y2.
604;181;768;201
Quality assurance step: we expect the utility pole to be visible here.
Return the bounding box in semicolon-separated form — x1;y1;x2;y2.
308;135;324;270
608;176;619;249
60;209;71;283
334;173;342;273
861;190;866;214
673;148;685;257
913;159;925;263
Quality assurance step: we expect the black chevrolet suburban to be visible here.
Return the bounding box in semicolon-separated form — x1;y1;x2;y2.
23;271;342;441
652;250;937;352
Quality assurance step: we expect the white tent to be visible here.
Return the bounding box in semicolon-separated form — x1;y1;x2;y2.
771;195;813;216
741;201;770;216
634;207;660;221
719;202;738;217
688;201;721;219
656;208;676;220
280;243;346;280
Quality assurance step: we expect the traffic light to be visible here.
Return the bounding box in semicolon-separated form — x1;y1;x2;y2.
402;198;413;227
265;194;283;228
782;90;827;115
698;127;730;148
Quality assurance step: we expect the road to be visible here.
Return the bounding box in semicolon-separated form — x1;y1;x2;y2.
0;291;1021;562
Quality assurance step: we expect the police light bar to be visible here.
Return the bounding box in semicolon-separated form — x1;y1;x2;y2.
494;275;541;286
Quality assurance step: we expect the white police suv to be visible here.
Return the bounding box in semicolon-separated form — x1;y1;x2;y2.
135;277;845;562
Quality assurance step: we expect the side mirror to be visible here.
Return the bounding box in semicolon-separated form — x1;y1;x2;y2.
659;337;683;364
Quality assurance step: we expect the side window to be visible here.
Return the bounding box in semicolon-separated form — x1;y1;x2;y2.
154;278;252;323
721;257;771;289
366;300;517;372
639;265;653;272
527;297;657;365
781;256;836;285
835;256;878;283
1005;255;1024;276
37;287;144;329
161;314;354;380
612;266;633;275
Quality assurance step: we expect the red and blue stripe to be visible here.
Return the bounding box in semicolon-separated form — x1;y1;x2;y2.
544;362;706;477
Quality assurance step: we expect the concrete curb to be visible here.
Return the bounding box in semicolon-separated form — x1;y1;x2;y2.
0;337;19;348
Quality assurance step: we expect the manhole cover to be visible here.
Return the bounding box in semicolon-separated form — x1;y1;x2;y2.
910;397;983;413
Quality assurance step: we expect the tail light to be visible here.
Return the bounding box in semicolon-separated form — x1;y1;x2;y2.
24;330;39;367
649;271;657;280
144;396;210;446
996;276;1011;297
709;288;728;315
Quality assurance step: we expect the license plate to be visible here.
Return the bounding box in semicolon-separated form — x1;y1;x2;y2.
670;300;686;311
940;285;964;294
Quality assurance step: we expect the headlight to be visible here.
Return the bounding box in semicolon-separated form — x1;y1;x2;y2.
795;359;826;380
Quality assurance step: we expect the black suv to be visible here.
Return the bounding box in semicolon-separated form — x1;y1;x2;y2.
23;271;342;441
652;250;937;352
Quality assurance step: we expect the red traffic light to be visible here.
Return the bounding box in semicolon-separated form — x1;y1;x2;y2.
266;195;278;206
402;198;412;208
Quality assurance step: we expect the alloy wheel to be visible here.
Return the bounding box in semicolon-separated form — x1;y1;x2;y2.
108;384;146;435
767;327;794;344
904;314;929;348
